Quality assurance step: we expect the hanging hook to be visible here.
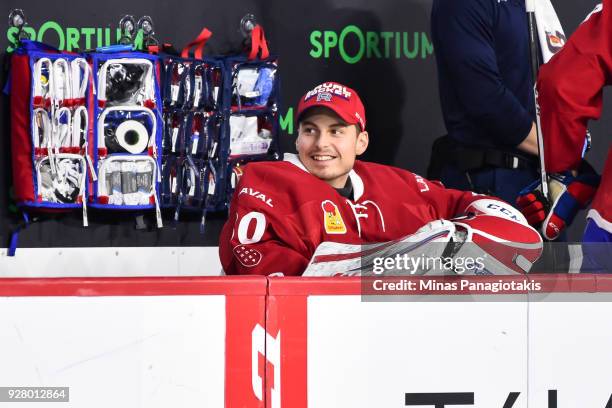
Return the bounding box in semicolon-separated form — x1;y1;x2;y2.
118;15;136;45
240;13;258;38
9;9;30;42
138;16;158;47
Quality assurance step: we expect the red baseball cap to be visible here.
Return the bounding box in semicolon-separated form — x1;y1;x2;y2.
296;82;366;131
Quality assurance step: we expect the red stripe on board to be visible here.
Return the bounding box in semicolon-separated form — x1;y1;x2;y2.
269;277;362;295
0;276;268;296
596;274;612;292
268;275;612;296
529;274;598;293
2;275;611;298
266;294;308;408
225;293;267;408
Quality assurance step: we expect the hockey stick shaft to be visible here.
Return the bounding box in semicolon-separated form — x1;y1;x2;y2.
526;0;550;200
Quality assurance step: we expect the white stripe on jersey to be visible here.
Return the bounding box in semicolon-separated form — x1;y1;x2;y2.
584;3;603;24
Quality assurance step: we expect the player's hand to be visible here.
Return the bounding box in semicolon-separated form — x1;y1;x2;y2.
516;163;600;240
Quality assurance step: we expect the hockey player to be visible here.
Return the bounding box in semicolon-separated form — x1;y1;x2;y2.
516;2;610;272
219;82;543;276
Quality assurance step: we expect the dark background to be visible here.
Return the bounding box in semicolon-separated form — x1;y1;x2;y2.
0;0;609;248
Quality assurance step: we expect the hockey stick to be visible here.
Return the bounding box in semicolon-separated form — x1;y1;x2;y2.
526;0;550;201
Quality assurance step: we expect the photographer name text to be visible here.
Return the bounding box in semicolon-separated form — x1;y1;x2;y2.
372;279;542;293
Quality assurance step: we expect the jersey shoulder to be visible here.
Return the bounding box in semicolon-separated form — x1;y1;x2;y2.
240;160;311;185
354;160;453;199
235;160;328;212
354;160;421;183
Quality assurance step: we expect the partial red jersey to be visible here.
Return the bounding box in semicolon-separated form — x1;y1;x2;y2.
537;1;612;224
589;147;612;227
220;154;513;276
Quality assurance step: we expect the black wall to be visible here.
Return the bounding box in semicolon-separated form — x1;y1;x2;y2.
0;0;608;247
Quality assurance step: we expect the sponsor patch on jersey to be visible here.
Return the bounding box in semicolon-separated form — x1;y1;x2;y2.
233;244;263;267
322;200;347;234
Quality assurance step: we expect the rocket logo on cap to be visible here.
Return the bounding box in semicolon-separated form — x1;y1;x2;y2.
316;92;333;102
322;200;347;235
297;82;366;131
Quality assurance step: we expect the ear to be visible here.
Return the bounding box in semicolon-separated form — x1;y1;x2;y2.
355;131;369;155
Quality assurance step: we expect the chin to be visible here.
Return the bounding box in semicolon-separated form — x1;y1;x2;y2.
308;167;332;179
314;169;348;187
309;168;332;179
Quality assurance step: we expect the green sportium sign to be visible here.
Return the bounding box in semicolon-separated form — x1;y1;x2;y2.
6;21;144;52
309;25;433;64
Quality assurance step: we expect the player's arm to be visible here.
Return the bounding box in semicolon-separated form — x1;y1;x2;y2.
515;3;608;239
218;169;310;276
537;1;611;173
416;174;528;224
414;175;544;273
517;123;538;156
431;0;534;148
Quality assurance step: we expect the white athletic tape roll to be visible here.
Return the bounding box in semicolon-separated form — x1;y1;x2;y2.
114;120;149;154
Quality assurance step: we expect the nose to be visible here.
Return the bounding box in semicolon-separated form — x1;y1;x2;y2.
314;131;332;149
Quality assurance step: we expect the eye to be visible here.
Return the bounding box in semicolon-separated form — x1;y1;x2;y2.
331;127;345;136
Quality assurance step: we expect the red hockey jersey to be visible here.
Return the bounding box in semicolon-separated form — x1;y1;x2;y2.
220;154;514;276
537;1;611;225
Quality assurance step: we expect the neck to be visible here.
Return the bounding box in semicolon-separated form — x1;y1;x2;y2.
327;174;350;189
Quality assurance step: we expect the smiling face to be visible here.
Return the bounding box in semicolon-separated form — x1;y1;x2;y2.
296;107;369;188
